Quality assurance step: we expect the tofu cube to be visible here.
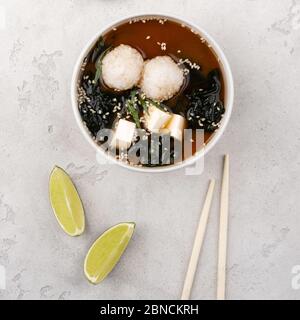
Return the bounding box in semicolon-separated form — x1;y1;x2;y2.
111;119;136;150
165;114;187;141
144;104;172;132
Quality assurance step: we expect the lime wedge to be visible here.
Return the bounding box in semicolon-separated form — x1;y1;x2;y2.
49;166;85;236
84;222;135;284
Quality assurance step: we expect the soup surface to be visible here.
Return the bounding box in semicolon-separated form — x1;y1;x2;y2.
78;17;225;167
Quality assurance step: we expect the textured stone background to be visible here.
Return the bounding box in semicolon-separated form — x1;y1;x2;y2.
0;0;300;300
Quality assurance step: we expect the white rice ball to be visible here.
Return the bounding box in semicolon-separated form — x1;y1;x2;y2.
102;44;144;91
140;56;184;101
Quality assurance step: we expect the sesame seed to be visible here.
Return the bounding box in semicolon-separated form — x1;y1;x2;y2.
159;42;167;51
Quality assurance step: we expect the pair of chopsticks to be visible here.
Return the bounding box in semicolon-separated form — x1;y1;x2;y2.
181;154;230;300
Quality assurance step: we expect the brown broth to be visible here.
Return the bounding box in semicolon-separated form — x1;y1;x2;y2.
80;17;225;162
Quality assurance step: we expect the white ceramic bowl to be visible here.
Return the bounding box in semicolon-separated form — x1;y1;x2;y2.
71;13;234;173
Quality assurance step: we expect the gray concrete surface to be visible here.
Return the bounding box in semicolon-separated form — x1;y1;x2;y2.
0;0;300;300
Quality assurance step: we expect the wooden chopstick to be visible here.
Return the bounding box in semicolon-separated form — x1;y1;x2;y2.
217;154;230;300
181;179;216;300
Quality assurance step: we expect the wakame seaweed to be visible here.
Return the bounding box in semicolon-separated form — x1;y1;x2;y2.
186;70;225;132
79;76;120;137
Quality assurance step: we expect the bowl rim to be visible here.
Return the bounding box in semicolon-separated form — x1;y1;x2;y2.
71;13;234;173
